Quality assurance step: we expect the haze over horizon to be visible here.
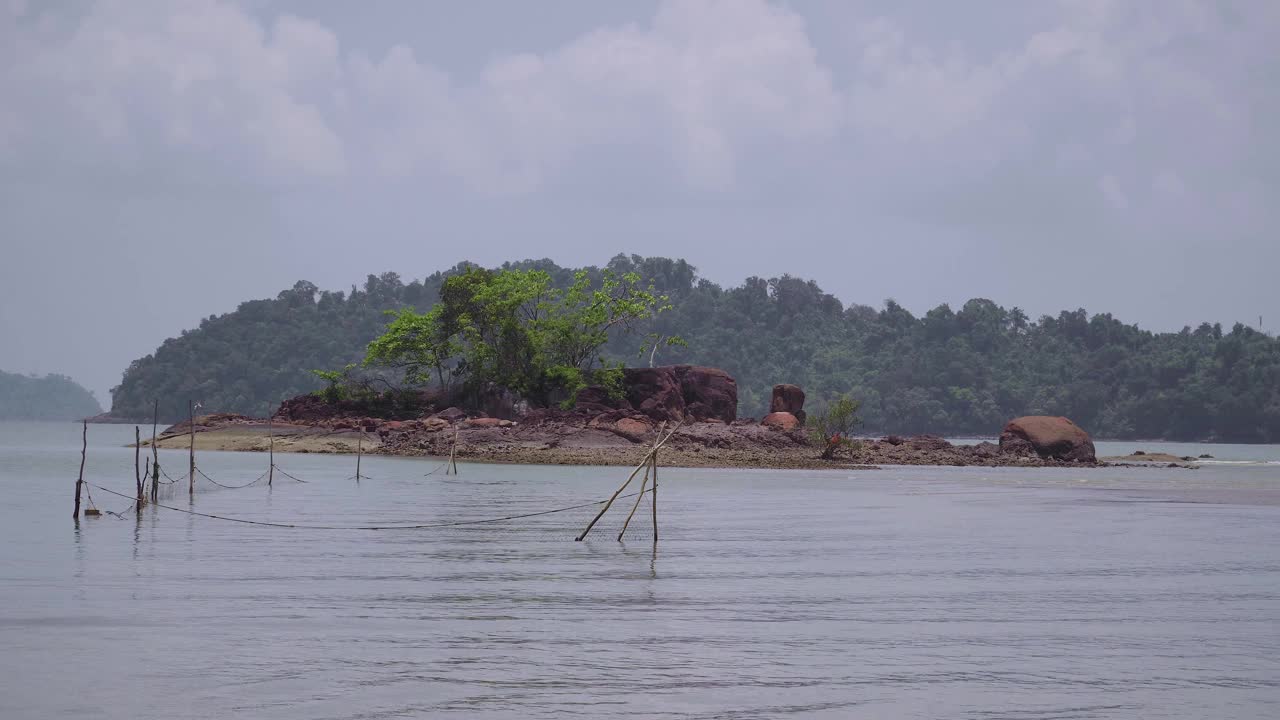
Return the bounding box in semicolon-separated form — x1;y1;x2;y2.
2;0;1277;403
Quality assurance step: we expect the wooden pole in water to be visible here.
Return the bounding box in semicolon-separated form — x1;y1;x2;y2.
188;400;195;497
135;426;143;506
651;450;659;543
576;423;677;542
150;399;160;503
73;420;86;518
355;432;362;482
267;414;274;487
449;428;459;474
617;459;652;541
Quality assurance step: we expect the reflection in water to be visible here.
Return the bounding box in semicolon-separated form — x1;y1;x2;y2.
1;421;1279;719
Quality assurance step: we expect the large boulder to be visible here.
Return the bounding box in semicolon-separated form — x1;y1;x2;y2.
622;367;686;422
999;416;1096;462
673;365;737;423
770;384;806;424
619;365;738;424
761;411;800;431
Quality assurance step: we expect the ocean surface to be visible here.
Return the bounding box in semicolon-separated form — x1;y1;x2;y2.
2;421;1279;719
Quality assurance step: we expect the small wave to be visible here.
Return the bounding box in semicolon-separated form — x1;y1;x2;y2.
1198;460;1262;465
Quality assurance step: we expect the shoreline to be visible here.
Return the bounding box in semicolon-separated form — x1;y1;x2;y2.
139;415;1127;470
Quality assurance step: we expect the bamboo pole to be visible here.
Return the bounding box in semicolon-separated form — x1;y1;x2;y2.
576;423;677;542
355;433;362;482
134;426;143;507
150;399;159;503
651;450;659;543
449;427;459;474
188;400;195;497
616;459;651;541
267;414;274;487
73;420;86;518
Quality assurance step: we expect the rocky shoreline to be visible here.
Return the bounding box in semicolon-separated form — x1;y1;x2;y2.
145;410;1106;470
136;365;1115;470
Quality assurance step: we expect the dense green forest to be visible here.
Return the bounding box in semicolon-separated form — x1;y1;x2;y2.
109;255;1280;442
1;370;102;420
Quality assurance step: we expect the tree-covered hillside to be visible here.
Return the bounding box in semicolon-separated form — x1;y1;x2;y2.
109;255;1280;442
1;371;102;420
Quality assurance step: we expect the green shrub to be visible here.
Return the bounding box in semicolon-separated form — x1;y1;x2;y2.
807;395;863;460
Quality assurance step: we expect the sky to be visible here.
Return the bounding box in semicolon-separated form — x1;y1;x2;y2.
1;0;1277;404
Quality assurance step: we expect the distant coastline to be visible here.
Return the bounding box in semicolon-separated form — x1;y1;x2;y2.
0;370;101;421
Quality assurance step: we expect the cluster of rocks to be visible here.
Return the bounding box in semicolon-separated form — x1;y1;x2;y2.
574;365;738;423
761;384;807;430
246;365;1103;467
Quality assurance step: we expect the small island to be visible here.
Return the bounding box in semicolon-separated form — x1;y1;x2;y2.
0;370;101;421
137;265;1101;469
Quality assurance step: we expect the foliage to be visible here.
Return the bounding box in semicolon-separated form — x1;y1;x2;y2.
109;255;1280;442
310;364;359;404
0;370;101;420
361;266;669;408
807;395;863;459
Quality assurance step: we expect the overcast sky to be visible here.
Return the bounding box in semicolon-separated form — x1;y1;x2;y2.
2;0;1277;403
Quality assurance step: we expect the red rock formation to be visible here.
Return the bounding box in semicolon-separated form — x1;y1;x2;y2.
673;365;738;423
999;416;1096;462
761;411;800;430
618;365;737;423
770;384;806;424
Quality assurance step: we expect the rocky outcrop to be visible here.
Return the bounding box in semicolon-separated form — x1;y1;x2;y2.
621;367;685;421
673;365;737;423
274;389;438;422
770;384;806;424
620;365;737;423
761;411;800;430
573;385;631;414
999;416;1096;462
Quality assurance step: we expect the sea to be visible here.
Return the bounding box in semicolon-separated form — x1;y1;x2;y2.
1;421;1278;719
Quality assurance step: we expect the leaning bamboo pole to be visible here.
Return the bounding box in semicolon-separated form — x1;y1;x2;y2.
616;458;652;541
576;422;677;542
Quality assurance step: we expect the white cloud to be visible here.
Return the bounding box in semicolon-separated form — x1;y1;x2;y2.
0;0;1275;213
0;0;839;192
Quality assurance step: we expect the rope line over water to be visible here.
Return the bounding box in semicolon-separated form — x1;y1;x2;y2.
85;481;655;532
195;467;270;490
271;466;310;484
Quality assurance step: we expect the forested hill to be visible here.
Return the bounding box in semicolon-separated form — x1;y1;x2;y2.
109;255;1280;442
1;371;102;420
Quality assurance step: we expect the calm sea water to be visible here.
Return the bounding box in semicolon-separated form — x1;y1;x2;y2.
2;421;1279;719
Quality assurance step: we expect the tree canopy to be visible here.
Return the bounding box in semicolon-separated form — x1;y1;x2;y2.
108;255;1280;442
1;370;101;420
364;266;669;406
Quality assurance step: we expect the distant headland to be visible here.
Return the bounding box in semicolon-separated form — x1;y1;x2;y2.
0;370;101;421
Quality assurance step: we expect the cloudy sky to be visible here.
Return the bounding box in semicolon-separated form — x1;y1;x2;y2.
2;0;1277;403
